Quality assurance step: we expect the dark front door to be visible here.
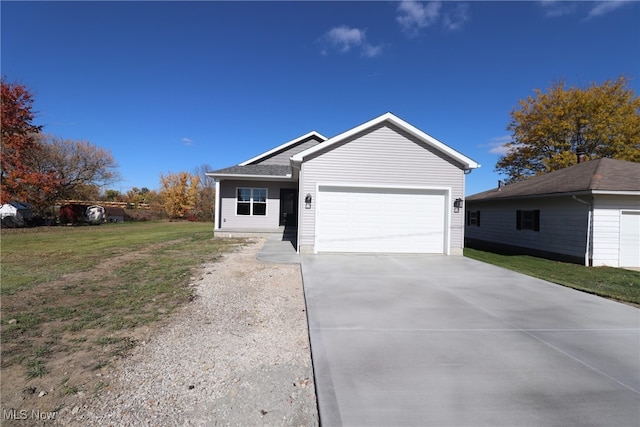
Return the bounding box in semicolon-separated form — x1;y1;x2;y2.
279;189;298;226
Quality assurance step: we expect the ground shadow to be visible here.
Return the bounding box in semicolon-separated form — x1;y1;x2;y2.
282;224;297;251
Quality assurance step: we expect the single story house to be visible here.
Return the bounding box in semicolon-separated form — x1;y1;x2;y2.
465;158;640;268
207;112;480;254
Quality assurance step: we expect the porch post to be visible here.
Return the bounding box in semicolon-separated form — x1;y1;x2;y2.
214;179;221;230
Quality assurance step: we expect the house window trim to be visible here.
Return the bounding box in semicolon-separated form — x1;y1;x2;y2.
516;209;540;231
236;187;268;216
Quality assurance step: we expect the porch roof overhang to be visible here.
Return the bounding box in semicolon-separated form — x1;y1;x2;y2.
206;173;294;182
206;164;296;182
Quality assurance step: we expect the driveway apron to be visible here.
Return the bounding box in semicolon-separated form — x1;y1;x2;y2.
300;254;640;427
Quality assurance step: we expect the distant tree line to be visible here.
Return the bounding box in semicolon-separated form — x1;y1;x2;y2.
1;79;215;222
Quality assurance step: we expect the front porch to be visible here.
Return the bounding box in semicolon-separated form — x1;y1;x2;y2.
213;224;297;251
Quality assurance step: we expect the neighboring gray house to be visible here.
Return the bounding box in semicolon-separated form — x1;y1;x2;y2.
465;158;640;268
208;112;480;254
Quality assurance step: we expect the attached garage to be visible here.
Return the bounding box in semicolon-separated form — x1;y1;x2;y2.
316;185;448;253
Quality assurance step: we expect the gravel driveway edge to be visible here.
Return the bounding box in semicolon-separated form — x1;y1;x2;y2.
56;238;319;426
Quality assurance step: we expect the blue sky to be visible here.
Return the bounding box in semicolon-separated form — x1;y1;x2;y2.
2;1;638;196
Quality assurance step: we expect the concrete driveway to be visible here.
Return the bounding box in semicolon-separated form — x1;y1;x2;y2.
300;254;640;427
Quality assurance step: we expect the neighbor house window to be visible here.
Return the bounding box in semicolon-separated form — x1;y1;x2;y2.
466;210;480;226
237;188;267;216
516;210;540;231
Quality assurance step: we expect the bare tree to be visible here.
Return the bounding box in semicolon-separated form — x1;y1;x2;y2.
192;163;216;222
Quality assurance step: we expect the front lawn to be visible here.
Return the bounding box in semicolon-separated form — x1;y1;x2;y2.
0;221;247;417
464;248;640;305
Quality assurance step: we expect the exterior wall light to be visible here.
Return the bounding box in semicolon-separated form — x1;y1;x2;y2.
305;193;312;209
453;198;463;213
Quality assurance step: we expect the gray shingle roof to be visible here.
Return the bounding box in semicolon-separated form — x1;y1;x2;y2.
207;164;291;177
468;158;640;201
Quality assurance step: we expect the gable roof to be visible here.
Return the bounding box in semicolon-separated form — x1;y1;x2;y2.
291;112;480;170
239;131;327;166
468;158;640;201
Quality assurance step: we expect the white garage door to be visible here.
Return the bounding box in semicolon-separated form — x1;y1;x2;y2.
316;186;447;253
620;211;640;267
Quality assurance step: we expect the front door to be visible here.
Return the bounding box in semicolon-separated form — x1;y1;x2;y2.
279;189;298;226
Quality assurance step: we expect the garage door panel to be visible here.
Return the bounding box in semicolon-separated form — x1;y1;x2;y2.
620;211;640;267
317;186;446;253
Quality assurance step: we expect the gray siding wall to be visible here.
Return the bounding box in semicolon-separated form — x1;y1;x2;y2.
592;194;640;267
218;179;297;229
299;124;466;252
254;137;323;166
465;196;589;259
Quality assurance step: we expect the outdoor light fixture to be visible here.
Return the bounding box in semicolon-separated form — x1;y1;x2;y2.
305;193;312;209
453;198;463;213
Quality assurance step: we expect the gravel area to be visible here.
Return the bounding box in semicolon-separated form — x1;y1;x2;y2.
56;238;318;426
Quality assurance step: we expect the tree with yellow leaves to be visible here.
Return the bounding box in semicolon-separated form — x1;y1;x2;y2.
159;172;200;220
496;75;640;183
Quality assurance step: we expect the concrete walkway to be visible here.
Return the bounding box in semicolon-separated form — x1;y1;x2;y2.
301;254;640;427
256;233;299;264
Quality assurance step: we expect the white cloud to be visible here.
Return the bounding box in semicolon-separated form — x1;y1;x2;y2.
486;135;515;155
324;26;366;53
321;25;384;58
539;0;577;18
443;3;470;31
182;137;193;146
361;43;384;58
586;1;630;19
396;1;442;37
540;0;631;19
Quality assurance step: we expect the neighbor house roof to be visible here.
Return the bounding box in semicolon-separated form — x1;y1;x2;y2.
468;158;640;201
291;112;480;170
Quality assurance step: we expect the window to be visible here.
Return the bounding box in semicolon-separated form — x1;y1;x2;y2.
237;188;267;216
516;210;540;231
466;210;480;226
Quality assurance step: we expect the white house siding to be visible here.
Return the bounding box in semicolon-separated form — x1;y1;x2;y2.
254;138;323;166
592;194;640;267
218;180;297;229
298;124;466;253
465;197;590;263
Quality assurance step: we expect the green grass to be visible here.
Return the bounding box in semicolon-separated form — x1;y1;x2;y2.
464;248;640;305
1;221;230;295
1;221;247;377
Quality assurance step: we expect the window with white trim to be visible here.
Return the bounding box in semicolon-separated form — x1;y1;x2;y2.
237;188;267;216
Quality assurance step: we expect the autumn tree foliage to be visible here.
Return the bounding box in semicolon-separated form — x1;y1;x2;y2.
1;79;58;206
159;172;200;219
496;76;640;183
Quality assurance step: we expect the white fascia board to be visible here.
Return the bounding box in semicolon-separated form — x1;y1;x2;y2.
292;112;480;170
238;131;327;166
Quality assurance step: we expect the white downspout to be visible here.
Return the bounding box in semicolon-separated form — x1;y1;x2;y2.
572;195;592;266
